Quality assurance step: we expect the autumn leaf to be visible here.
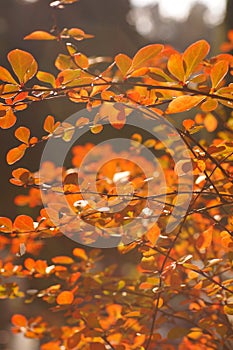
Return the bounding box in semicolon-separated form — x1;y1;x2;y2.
166;95;205;114
115;53;132;77
37;71;56;87
0;217;13;233
145;223;160;246
6;144;28;165
13;215;34;232
11;314;27;327
73;248;88;260
43;115;60;133
56;291;74;305
128;44;163;74
183;40;210;78
15;127;30;144
167;53;185;82
51;256;74;264
24;31;57;40
8;49;38;84
74;53;89;69
0;66;17;84
210;60;229;89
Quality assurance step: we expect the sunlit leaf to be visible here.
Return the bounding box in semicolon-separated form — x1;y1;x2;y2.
51;256;74;264
210;60;229;89
0;66;17;84
56;291;74;305
24;31;57;40
73;248;88;260
6;144;27;165
37;71;56;87
0;217;13;233
115;53;132;77
129;44;163;73
167;53;185;82
145;224;160;246
166;95;205;114
15;127;30;144
183;40;210;78
13;215;34;232
8;49;38;84
11;314;27;327
74;53;89;69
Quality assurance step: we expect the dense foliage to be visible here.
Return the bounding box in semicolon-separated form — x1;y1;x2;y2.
0;0;233;349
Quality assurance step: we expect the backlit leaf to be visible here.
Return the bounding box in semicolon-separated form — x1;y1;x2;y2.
129;44;163;72
145;224;160;246
6;144;27;165
8;49;38;84
51;256;74;264
24;31;56;40
115;53;132;77
0;66;17;84
11;314;27;327
37;71;56;87
73;248;88;260
166;95;205;114
210;60;229;89
0;217;13;233
183;40;210;78
74;53;89;69
56;291;74;305
15;127;30;144
13;215;34;232
204;113;218;132
167;53;185;82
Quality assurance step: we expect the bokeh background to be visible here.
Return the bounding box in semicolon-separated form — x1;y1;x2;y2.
0;0;232;348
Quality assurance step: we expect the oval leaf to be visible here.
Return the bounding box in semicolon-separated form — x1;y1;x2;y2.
56;291;74;305
167;53;185;82
15;126;30;144
210;60;229;89
115;53;132;77
24;31;57;40
6;144;27;165
13;215;34;232
8;49;38;84
183;40;210;78
129;44;163;73
166;95;205;114
11;314;27;327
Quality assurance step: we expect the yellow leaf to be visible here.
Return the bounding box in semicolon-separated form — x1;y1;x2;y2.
210;60;229;89
74;53;89;69
115;53;132;77
8;49;38;84
37;71;56;87
167;53;185;82
0;66;17;84
183;40;210;78
129;44;163;72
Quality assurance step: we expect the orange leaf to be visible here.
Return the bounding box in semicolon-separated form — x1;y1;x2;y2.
167;53;185;82
67;28;94;40
90;344;105;350
0;107;17;129
73;248;88;260
13;215;34;232
24;258;36;271
197;226;213;250
200;98;218;112
129;44;163;73
8;49;38;84
145;224;160;246
115;53;132;77
44;115;60;133
15;126;30;144
210;60;229;89
166;95;205;114
183;40;210;78
0;217;13;233
67;333;81;349
11;314;27;327
24;31;57;40
6;144;27;165
41;342;61;350
51;256;74;264
0;66;17;84
56;291;74;305
183;119;195;131
204;113;218;132
74;53;89;69
37;71;56;87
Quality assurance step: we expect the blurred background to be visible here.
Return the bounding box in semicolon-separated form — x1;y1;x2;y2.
0;0;232;348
